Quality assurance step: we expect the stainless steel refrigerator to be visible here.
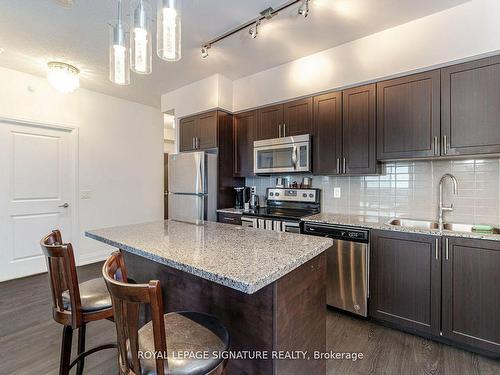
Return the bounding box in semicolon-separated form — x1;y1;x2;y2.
168;151;217;225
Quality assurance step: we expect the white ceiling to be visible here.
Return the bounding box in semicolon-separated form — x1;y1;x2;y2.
0;0;468;108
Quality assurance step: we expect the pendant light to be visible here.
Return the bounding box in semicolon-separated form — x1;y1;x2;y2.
109;0;130;85
157;0;182;61
131;0;153;74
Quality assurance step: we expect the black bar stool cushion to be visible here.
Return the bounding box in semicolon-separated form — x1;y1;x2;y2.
130;311;230;375
62;278;112;312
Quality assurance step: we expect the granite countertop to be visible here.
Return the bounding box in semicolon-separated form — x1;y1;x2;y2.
302;213;500;242
86;220;332;294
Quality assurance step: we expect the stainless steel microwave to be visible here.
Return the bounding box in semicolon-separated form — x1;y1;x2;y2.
253;134;311;174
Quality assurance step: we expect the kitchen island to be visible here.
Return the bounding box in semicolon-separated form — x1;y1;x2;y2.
86;220;332;375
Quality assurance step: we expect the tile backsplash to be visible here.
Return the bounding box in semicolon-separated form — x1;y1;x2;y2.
246;159;500;226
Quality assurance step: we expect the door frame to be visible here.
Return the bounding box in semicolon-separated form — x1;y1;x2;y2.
0;115;80;271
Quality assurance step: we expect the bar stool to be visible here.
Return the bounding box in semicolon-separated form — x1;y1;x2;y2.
102;251;230;375
40;230;116;375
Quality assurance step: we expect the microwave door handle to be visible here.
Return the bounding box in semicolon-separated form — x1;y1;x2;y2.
292;145;298;169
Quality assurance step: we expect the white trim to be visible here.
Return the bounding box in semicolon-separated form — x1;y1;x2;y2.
0;114;77;131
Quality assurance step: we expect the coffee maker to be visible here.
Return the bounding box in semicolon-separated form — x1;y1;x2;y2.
234;187;251;209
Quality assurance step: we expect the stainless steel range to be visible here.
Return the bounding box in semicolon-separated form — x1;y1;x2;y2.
241;188;320;233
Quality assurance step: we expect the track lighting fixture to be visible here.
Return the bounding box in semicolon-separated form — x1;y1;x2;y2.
201;45;211;58
200;0;308;59
249;21;260;39
298;0;309;17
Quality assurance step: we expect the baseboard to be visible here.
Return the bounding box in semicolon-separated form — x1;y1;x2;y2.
77;249;111;266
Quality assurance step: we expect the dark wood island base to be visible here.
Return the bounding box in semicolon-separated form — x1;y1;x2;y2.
122;251;327;375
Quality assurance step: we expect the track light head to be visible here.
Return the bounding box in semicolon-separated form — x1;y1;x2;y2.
298;0;309;17
201;45;211;58
249;21;260;39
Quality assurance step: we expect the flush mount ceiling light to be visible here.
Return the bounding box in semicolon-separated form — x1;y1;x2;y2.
200;0;309;58
54;0;74;7
298;0;310;17
47;61;80;93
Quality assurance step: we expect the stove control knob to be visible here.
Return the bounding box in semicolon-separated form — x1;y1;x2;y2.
275;193;279;196
270;192;274;196
309;193;314;198
302;193;307;197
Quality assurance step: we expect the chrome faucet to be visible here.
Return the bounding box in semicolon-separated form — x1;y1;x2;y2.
438;173;459;230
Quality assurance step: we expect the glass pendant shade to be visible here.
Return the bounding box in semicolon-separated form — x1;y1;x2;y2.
109;20;130;85
157;0;181;61
130;0;153;74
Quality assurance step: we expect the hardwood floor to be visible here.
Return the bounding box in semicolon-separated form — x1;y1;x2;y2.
1;262;499;375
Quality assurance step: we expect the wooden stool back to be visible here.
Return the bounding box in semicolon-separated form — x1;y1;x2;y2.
103;251;168;375
40;230;82;328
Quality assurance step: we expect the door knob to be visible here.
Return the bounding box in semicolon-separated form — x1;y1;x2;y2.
58;203;69;208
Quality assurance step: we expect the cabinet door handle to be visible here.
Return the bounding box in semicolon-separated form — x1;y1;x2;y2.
197;137;200;149
445;238;449;260
278;124;282;138
435;238;439;260
442;135;448;155
192;137;195;149
283;123;286;137
336;158;340;174
433;136;439;155
343;157;347;174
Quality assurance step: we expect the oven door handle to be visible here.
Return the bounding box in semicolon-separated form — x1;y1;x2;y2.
292;145;298;170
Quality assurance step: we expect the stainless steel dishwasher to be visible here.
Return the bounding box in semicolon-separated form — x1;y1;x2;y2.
303;222;369;317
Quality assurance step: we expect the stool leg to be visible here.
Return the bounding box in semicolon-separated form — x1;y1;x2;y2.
76;324;87;375
59;325;73;375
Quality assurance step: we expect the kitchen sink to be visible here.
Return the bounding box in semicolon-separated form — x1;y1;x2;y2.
387;219;440;230
388;219;500;234
441;223;500;234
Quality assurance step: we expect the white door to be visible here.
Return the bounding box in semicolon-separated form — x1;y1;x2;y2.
0;121;75;281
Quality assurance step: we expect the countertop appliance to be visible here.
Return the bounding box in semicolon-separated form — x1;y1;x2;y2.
168;151;217;225
303;222;369;317
253;134;311;174
234;187;245;209
241;188;320;233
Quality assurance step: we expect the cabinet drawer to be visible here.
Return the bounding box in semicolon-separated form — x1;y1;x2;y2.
217;212;242;225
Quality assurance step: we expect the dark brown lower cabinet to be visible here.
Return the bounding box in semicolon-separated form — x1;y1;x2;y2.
217;212;242;225
369;230;441;336
442;237;500;355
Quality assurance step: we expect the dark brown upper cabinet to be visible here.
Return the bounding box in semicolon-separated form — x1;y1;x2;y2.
179;116;197;152
256;99;313;141
377;70;441;160
256;104;282;141
441;55;500;156
179;111;218;152
234;110;257;177
369;230;441;336
343;84;378;175
283;98;313;137
312;92;342;175
312;85;378;176
442;237;500;355
196;112;218;150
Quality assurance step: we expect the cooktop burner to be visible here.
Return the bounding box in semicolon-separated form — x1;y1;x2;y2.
242;188;321;221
